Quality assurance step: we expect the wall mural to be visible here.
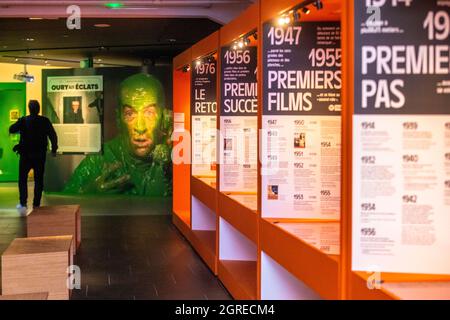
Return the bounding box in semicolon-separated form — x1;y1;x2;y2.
43;69;173;197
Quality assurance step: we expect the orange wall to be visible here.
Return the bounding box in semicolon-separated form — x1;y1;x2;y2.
172;61;192;226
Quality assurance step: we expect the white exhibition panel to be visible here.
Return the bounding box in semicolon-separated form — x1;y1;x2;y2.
191;115;217;177
277;222;340;256
352;115;450;274
261;115;341;219
191;196;216;231
219;116;258;193
261;252;321;300
219;217;257;261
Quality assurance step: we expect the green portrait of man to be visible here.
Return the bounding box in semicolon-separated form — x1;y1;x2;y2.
63;73;173;196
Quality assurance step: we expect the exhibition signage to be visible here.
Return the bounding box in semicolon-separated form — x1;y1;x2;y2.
46;76;103;153
352;0;450;274
220;45;258;192
191;58;217;177
262;21;342;219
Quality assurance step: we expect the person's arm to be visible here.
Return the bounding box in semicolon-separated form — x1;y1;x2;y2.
46;118;58;154
9;117;24;134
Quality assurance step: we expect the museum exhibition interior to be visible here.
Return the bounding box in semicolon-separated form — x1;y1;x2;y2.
0;0;449;302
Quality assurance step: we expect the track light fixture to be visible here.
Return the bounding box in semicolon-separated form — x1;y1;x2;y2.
182;64;190;73
279;0;324;26
293;9;301;23
231;30;256;51
314;0;323;10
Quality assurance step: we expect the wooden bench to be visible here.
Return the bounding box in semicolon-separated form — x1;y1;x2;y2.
1;235;74;300
27;205;81;254
0;292;48;300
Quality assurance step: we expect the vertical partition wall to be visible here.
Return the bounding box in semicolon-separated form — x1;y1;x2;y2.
217;4;259;300
172;0;450;300
190;32;220;274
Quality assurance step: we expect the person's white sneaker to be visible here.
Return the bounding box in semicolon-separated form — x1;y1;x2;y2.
16;204;28;216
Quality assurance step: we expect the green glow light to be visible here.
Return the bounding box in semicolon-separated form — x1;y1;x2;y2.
105;2;124;9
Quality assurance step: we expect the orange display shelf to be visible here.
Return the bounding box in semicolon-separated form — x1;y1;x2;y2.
260;218;340;299
380;281;450;300
218;193;258;244
172;212;191;241
350;271;450;300
218;260;258;300
191;176;217;212
191;230;217;273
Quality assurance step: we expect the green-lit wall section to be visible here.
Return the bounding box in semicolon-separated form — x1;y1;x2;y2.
0;82;26;182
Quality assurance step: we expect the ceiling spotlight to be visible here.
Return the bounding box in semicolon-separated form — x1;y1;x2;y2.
238;40;244;49
278;15;290;26
94;24;111;28
243;37;250;46
206;55;215;63
14;58;19;62
25;38;35;42
44;60;48;64
232;43;238;50
303;7;311;14
196;59;201;66
182;64;190;73
314;0;324;10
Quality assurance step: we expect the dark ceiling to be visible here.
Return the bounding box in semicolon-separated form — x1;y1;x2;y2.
0;17;222;67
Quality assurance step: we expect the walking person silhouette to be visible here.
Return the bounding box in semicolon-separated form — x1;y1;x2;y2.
9;100;58;215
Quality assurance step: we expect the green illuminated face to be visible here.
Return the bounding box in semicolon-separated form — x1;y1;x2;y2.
119;74;165;159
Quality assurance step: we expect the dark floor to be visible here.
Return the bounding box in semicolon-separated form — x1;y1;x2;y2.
0;184;231;300
0;183;172;217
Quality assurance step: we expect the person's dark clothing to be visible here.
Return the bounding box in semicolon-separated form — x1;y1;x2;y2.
64;110;84;124
9;115;58;207
19;154;46;207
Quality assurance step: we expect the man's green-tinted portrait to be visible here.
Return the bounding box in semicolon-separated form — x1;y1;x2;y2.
63;73;172;196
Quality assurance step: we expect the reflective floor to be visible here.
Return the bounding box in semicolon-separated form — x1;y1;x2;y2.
0;183;231;300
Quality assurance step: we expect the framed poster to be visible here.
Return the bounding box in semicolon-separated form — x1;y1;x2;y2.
191;57;217;177
46;75;103;153
352;0;450;274
261;21;342;219
220;45;258;193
